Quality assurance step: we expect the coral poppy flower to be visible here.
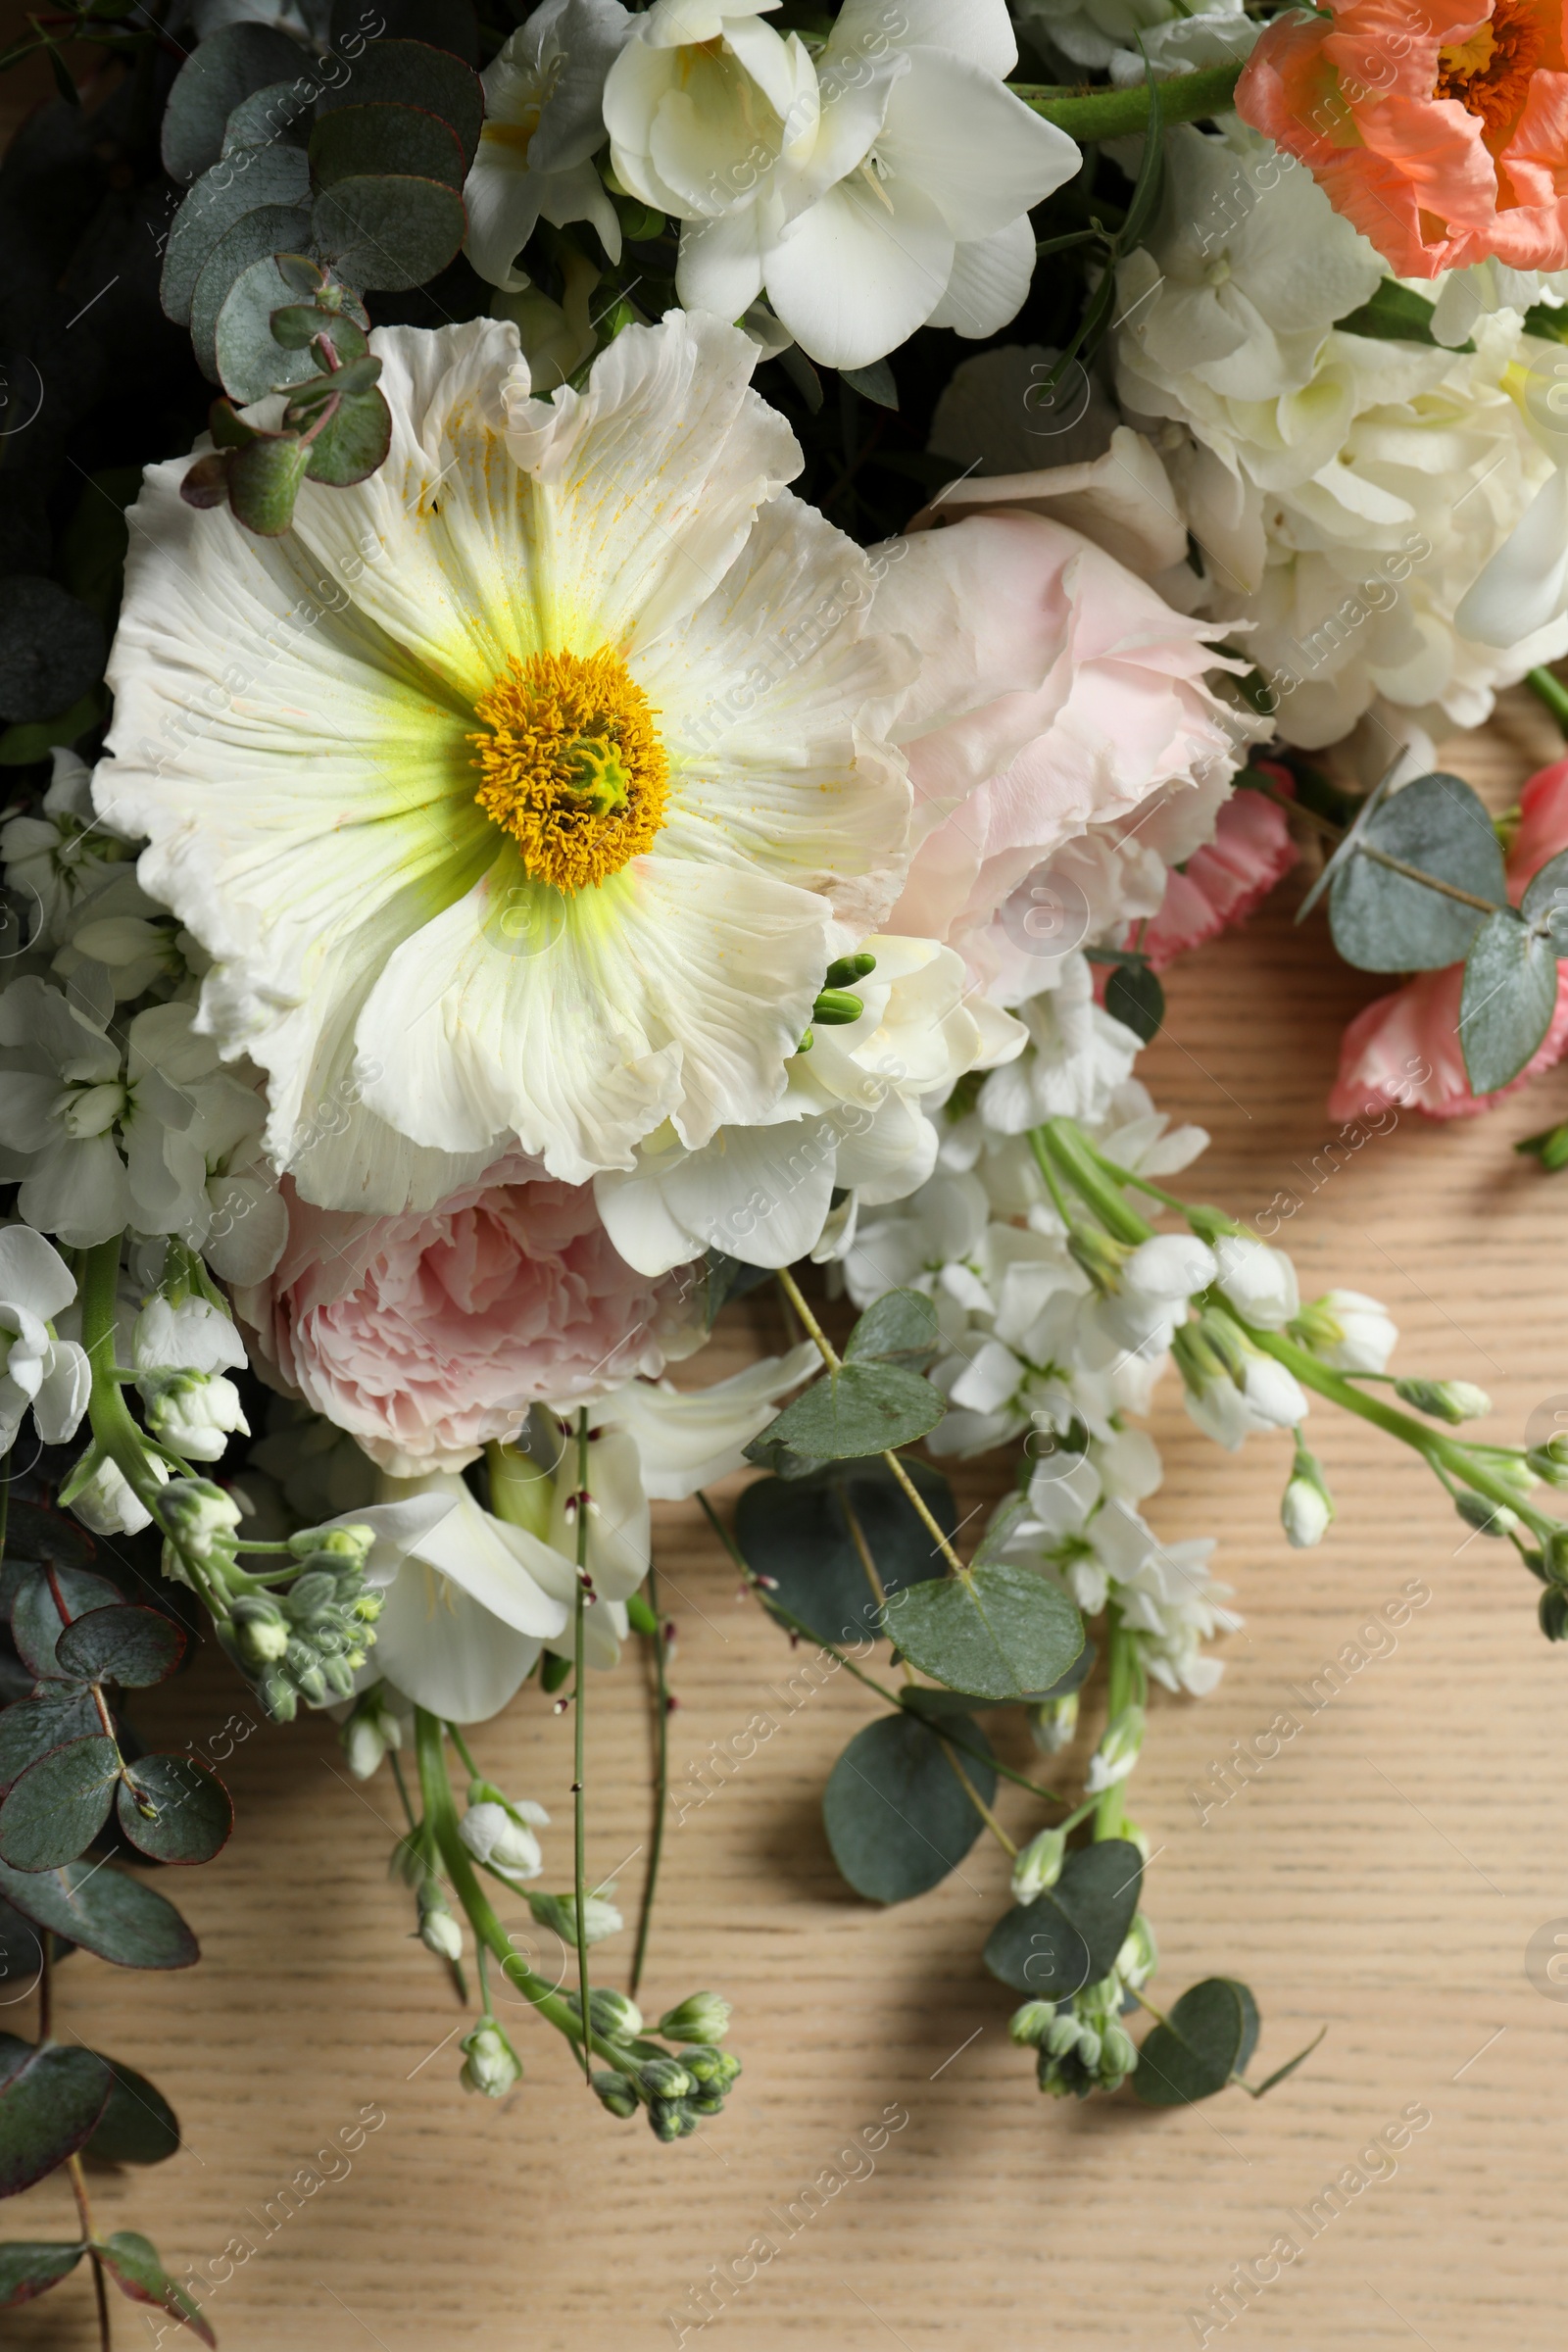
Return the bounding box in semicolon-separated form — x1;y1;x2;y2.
1237;0;1568;277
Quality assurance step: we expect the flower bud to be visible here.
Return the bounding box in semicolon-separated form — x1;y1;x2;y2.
658;1992;731;2044
588;1988;643;2041
1527;1438;1568;1489
459;1800;544;1879
1086;1705;1144;1793
1395;1378;1493;1425
1541;1588;1568;1641
291;1522;375;1566
1212;1234;1298;1330
1102;2022;1138;2077
648;2096;699;2141
460;2020;520;2098
638;2057;694;2100
1281;1445;1334;1548
230;1594;290;1664
1043;2011;1080;2057
1454;1491;1517;1537
159;1476;241;1564
549;1889;623;1943
1029;1689;1078;1754
1074;2025;1102;2072
680;2044;740;2088
592;2069;641;2119
1010;1827;1066;1905
69;1447;168;1538
416;1884;464;1964
1290;1289;1397;1373
1115;1913;1158;1991
139;1368;249;1461
1008;2001;1055;2048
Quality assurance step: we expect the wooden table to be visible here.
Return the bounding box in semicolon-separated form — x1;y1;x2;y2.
14;686;1568;2351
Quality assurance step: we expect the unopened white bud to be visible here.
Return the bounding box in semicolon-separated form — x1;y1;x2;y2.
1010;1827;1066;1905
460;1800;545;1879
140;1368;249;1461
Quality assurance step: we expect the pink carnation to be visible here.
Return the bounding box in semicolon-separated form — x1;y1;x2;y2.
1139;784;1298;974
1328;754;1568;1122
234;1162;698;1475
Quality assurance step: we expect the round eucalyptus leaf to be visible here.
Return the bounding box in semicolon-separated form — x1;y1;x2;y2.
190;202;318;382
160;145;313;326
214;255;323;404
1330;772;1505;972
226;435;313;537
312;173;466;291
82;2056;180;2165
329;0;479;66
2;1502;97;1575
117;1755;233;1867
1104;959;1164;1044
822;1712;995;1904
302;388;393;486
747;1361;944;1468
0;577;105;725
11;1564;123;1682
0;2034;112;2195
0;1689;102;1794
220;78;315;158
736;1458;953;1648
1133;1976;1259;2106
0;1854;199;1971
843;1289;940;1369
161;23;308;183
95;2231;215;2346
314;39;483;166
1521;846;1568;944
0;2241;86;2310
1459;908;1558;1097
309;101;466;192
983;1838;1144;1995
0;1736;121;1872
881;1562;1083;1701
55;1604;185;1690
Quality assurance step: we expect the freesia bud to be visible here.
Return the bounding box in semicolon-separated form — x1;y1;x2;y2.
460;2020;521;2097
1212;1234;1299;1329
159;1476;242;1563
230;1595;290;1664
1010;1826;1066;1904
1029;1690;1079;1754
1290;1289;1397;1373
658;1992;731;2044
592;2070;641;2119
459;1800;544;1879
1395;1378;1493;1425
140;1368;250;1461
1009;2001;1055;2048
1281;1445;1334;1548
1086;1706;1145;1792
416;1884;464;1964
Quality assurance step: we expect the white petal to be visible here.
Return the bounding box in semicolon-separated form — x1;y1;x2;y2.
764;175;955;370
599;1343;818;1498
0;1224;76;1321
372;1564;542;1724
876;55;1078;243
925;216;1038;339
32;1342;91;1445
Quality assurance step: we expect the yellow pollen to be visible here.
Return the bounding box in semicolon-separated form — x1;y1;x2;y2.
468;647;668;893
1435;4;1542;145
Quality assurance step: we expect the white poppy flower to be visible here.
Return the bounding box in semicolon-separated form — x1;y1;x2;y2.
593;937;1023;1274
465;0;634;294
0;1224;90;1455
101;312;914;1216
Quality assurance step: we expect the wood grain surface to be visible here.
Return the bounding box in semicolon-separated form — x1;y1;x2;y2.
11;685;1568;2352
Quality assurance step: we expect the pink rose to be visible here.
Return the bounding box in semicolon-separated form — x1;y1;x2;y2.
869;509;1255;992
1329;754;1568;1123
1139;782;1298;974
234;1161;698;1475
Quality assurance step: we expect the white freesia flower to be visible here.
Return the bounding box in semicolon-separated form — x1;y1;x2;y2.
101;313;915;1216
594;937;1023;1273
647;0;1080;368
0;749;133;951
0;1224;90;1454
464;0;633;294
975;956;1142;1133
606;0;815;225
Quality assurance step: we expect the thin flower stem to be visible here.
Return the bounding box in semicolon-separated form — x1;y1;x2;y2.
1012;57;1244;137
446;1723;481;1785
1528;664;1568;735
774;1265;965;1575
629;1563;669;2000
1242;774;1345;844
1027;1129;1080;1232
37;1933;51;2042
1357;841;1503;915
570;1407;593;2082
1094;1604;1136;1842
839;1490;890;1610
939;1740;1017;1855
67;2158;110;2350
1128;1984;1171;2030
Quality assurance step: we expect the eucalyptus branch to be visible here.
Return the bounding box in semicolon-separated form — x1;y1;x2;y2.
569;1407;593;2085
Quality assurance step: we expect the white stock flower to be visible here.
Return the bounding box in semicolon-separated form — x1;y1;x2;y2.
138;1368;249;1462
1294;1288;1397;1375
464;0;633;294
70;1447;169;1537
1017;0;1250;76
132;1293;249;1377
460;1797;548;1879
0;749;133;951
0;1225;90;1454
975;956;1142;1134
50;865;209;1006
1211;1233;1298;1329
643;0;1080;368
102;314;914;1217
1182;1347;1307;1449
593;937;1023;1273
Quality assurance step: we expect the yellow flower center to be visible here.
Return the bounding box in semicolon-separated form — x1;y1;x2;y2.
469;648;668;893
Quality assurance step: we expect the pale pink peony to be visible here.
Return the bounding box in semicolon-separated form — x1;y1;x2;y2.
1237;0;1568;278
1138;781;1298;973
868;509;1254;990
1328;754;1568;1121
233;1161;699;1476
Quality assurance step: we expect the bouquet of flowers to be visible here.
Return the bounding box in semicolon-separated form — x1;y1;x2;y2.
2;0;1567;2334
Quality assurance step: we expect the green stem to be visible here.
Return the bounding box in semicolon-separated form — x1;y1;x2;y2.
1095;1603;1139;1841
629;1563;668;2000
570;1407;592;2082
446;1723;481;1785
1528;665;1568;735
1012;59;1244;139
1037;1120;1152;1246
412;1710;636;2079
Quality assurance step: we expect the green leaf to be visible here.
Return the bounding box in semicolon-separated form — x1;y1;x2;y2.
881;1562;1083;1701
0;1737;121;1872
735;1458;953;1646
1103;959;1164;1043
310;101;466;192
95;2231;216;2346
117;1756;232;1866
270;303;368;357
1521;845;1568;937
190;199;318;381
220;77;314;157
840;359;897;408
0;2241;86;2309
1329;772;1505;971
0;1898;46;1995
0;577;105;728
822;1712;994;1903
698;1249;772;1329
161;22;308;183
1133;1976;1258;2106
897;1640;1095;1720
315;39;483;166
214;254;327;404
1518;1117;1568;1170
160;146;313;325
0;2035;112;2194
302;388;394;486
0;1690;101;1795
1459;907;1559;1095
1336;277;1472;352
81;2058;180;2165
2;1504;97;1574
1236;2020;1326;2098
843;1289;940;1370
55;1604;184;1690
11;1566;123;1682
747;1361;943;1467
983;1838;1143;1994
55;466;139;629
0;1856;199;1972
312;174;466;292
226;435;312;536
